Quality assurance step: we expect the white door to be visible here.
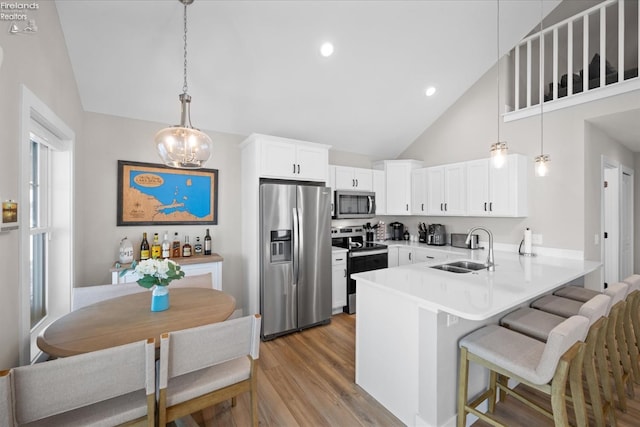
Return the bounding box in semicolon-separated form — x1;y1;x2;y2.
411;169;428;215
620;169;634;280
353;168;373;190
260;139;297;179
334;166;356;189
386;163;411;215
489;158;512;216
466;159;490;216
603;166;619;287
296;144;328;181
444;163;467;215
426;167;445;215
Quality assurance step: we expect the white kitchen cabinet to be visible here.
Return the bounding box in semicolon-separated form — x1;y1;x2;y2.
247;134;330;182
397;246;449;266
467;154;528;217
328;165;336;217
425;162;467;216
411;169;428;215
387;246;399;267
332;250;348;314
373;160;423;215
333;166;373;190
372;170;386;216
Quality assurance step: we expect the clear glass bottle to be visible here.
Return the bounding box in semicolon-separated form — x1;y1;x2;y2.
194;236;202;255
161;231;171;259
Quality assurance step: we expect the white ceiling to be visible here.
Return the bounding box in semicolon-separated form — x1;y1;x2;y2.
55;0;563;159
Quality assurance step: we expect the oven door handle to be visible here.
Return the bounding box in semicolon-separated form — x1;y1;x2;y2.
349;249;389;258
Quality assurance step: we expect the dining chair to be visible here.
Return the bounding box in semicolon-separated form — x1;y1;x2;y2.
158;313;261;426
6;338;155;426
169;272;213;289
0;370;13;426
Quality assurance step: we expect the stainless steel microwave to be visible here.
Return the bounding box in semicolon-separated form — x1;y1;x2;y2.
334;190;376;219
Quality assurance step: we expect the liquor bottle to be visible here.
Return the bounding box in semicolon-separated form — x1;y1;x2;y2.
204;228;212;255
140;232;150;261
161;231;171;259
182;235;192;257
151;233;161;259
194;236;202;255
172;232;181;258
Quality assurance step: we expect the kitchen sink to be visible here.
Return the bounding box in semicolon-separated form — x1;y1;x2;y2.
430;260;488;274
446;261;488;271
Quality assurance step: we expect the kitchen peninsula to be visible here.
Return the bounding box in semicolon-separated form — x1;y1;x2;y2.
353;246;600;427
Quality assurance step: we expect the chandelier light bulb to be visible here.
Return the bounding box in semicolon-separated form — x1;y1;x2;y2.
490;142;507;169
535;154;550;177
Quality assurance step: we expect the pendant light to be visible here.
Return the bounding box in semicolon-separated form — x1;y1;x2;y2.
534;0;550;177
155;0;212;169
490;0;507;169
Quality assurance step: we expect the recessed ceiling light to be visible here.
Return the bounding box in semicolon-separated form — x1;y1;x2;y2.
425;86;437;97
320;42;334;57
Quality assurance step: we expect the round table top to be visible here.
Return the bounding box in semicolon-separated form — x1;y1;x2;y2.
37;287;236;358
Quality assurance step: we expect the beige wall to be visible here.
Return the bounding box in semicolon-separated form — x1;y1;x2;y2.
0;2;84;368
77;113;246;308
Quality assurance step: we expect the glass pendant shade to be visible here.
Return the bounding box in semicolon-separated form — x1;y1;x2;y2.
534;154;550;177
490;141;507;168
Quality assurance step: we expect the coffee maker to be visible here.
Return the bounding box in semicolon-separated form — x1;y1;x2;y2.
389;222;404;240
427;224;446;246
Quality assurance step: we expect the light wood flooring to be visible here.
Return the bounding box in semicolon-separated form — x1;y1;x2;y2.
174;313;640;427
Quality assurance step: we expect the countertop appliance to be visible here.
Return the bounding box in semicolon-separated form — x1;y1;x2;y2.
427;224;447;246
333;190;376;219
332;227;388;314
260;181;332;340
389;222;405;240
451;233;480;249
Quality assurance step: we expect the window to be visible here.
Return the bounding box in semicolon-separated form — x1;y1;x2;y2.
29;133;50;329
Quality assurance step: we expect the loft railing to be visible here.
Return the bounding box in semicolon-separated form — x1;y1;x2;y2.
507;0;639;118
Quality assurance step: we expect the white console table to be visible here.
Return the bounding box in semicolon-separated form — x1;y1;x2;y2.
110;254;224;291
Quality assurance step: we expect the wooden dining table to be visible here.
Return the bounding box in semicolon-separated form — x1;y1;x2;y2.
37;287;236;358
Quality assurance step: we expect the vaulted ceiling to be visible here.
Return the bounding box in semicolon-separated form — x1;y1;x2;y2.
56;0;562;159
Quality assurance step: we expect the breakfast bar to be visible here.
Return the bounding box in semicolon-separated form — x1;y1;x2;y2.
353;248;600;427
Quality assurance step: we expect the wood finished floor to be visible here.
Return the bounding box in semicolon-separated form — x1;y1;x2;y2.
173;312;640;427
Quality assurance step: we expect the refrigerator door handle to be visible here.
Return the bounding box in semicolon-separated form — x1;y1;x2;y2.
292;207;300;284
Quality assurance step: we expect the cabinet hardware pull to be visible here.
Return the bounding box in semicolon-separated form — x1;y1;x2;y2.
421;203;424;211
484;202;487;211
353;179;355;187
355;179;358;187
426;256;434;259
406;204;409;211
344;268;347;277
297;164;300;174
489;202;493;211
444;203;447;211
440;203;443;211
336;258;344;261
409;252;412;261
293;164;296;174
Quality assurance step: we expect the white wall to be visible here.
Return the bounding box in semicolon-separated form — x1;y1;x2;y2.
76;113;246;305
0;2;84;369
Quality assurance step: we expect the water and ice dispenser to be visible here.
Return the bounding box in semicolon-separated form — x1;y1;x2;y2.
270;230;292;263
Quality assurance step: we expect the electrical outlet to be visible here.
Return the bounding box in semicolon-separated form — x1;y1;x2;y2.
532;234;543;245
447;314;459;327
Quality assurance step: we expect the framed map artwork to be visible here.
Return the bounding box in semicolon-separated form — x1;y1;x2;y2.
117;160;218;226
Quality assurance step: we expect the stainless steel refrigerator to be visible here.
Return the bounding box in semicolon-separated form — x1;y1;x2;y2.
260;181;332;340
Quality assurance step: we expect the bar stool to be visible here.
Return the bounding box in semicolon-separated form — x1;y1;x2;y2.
621;275;640;383
457;315;589;427
500;295;613;427
534;283;632;412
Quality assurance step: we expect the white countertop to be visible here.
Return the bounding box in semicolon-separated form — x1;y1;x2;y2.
353;248;601;321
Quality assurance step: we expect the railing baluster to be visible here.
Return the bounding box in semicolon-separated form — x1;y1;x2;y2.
553;27;559;100
527;39;532;107
618;0;625;82
600;6;606;88
568;20;574;96
540;32;545;105
583;15;589;93
515;45;520;110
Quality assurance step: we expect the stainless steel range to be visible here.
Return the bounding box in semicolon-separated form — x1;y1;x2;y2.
331;227;388;314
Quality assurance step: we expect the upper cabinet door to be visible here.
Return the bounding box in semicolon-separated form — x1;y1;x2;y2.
466;159;490;216
372;170;386;215
352;168;373;190
296;144;328;181
426;167;445;215
334;166;373;190
444;162;467;215
260;139;297;179
411;169;428;215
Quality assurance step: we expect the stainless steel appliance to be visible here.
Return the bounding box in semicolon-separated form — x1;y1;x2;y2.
451;233;480;249
389;222;404;240
427;224;447;246
334;190;376;219
332;227;388;314
260;181;332;340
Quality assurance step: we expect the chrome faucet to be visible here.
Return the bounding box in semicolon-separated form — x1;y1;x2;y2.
466;227;495;271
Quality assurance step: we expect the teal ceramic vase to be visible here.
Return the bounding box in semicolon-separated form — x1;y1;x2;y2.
151;286;170;312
